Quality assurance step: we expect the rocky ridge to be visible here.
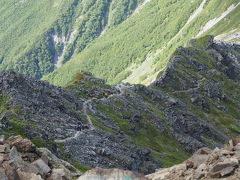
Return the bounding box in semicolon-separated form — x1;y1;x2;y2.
0;135;81;180
1;36;240;174
0;70;161;174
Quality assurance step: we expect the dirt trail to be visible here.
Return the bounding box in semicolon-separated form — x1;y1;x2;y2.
55;84;133;143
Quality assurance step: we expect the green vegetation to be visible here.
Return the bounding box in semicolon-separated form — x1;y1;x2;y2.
0;96;10;115
0;0;74;78
45;0;240;86
0;95;38;138
71;160;91;172
90;95;189;167
31;137;47;147
159;36;240;143
56;142;66;152
1;0;239;85
0;0;144;79
132;126;190;167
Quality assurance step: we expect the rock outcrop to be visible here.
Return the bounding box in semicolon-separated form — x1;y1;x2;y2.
0;135;81;180
147;136;240;180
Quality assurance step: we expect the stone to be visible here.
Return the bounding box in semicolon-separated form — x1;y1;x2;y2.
0;153;4;163
49;168;72;180
32;159;51;176
77;168;149;180
220;166;235;177
16;169;43;180
41;155;49;165
9;160;39;175
0;135;5;145
2;162;20;180
232;136;240;146
0;136;82;180
220;149;231;156
234;145;240;151
195;147;212;155
0;167;8;180
194;163;207;179
230;157;239;164
22;153;39;162
210;158;238;177
7;136;36;153
3;153;9;161
9;146;22;161
229;139;234;149
186;160;194;169
36;148;81;176
213;147;220;153
0;145;6;153
186;154;209;169
185;176;193;180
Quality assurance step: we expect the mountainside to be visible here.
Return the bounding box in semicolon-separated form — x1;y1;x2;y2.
45;0;240;86
1;37;240;174
0;0;240;86
0;0;143;79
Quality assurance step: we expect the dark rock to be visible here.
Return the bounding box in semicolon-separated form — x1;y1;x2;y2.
32;159;51;177
9;146;22;161
0;168;8;180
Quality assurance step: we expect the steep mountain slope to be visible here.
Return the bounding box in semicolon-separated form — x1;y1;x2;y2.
0;0;71;78
45;0;240;86
0;0;143;79
1;37;240;174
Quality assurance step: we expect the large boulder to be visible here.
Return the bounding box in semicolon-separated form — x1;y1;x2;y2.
0;136;81;180
6;136;36;153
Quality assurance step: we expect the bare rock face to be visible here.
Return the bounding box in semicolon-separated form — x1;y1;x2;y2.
0;135;81;180
77;168;149;180
146;137;240;180
6;136;36;153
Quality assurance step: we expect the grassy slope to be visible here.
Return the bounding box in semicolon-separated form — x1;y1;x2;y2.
0;0;143;79
0;0;70;69
44;0;240;86
207;2;240;42
91;101;190;168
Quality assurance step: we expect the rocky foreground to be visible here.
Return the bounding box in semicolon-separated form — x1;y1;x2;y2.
0;135;149;180
0;135;81;180
147;136;240;180
2;133;240;179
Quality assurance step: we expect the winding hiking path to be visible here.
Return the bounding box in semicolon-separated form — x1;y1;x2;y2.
82;98;96;130
55;84;132;143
